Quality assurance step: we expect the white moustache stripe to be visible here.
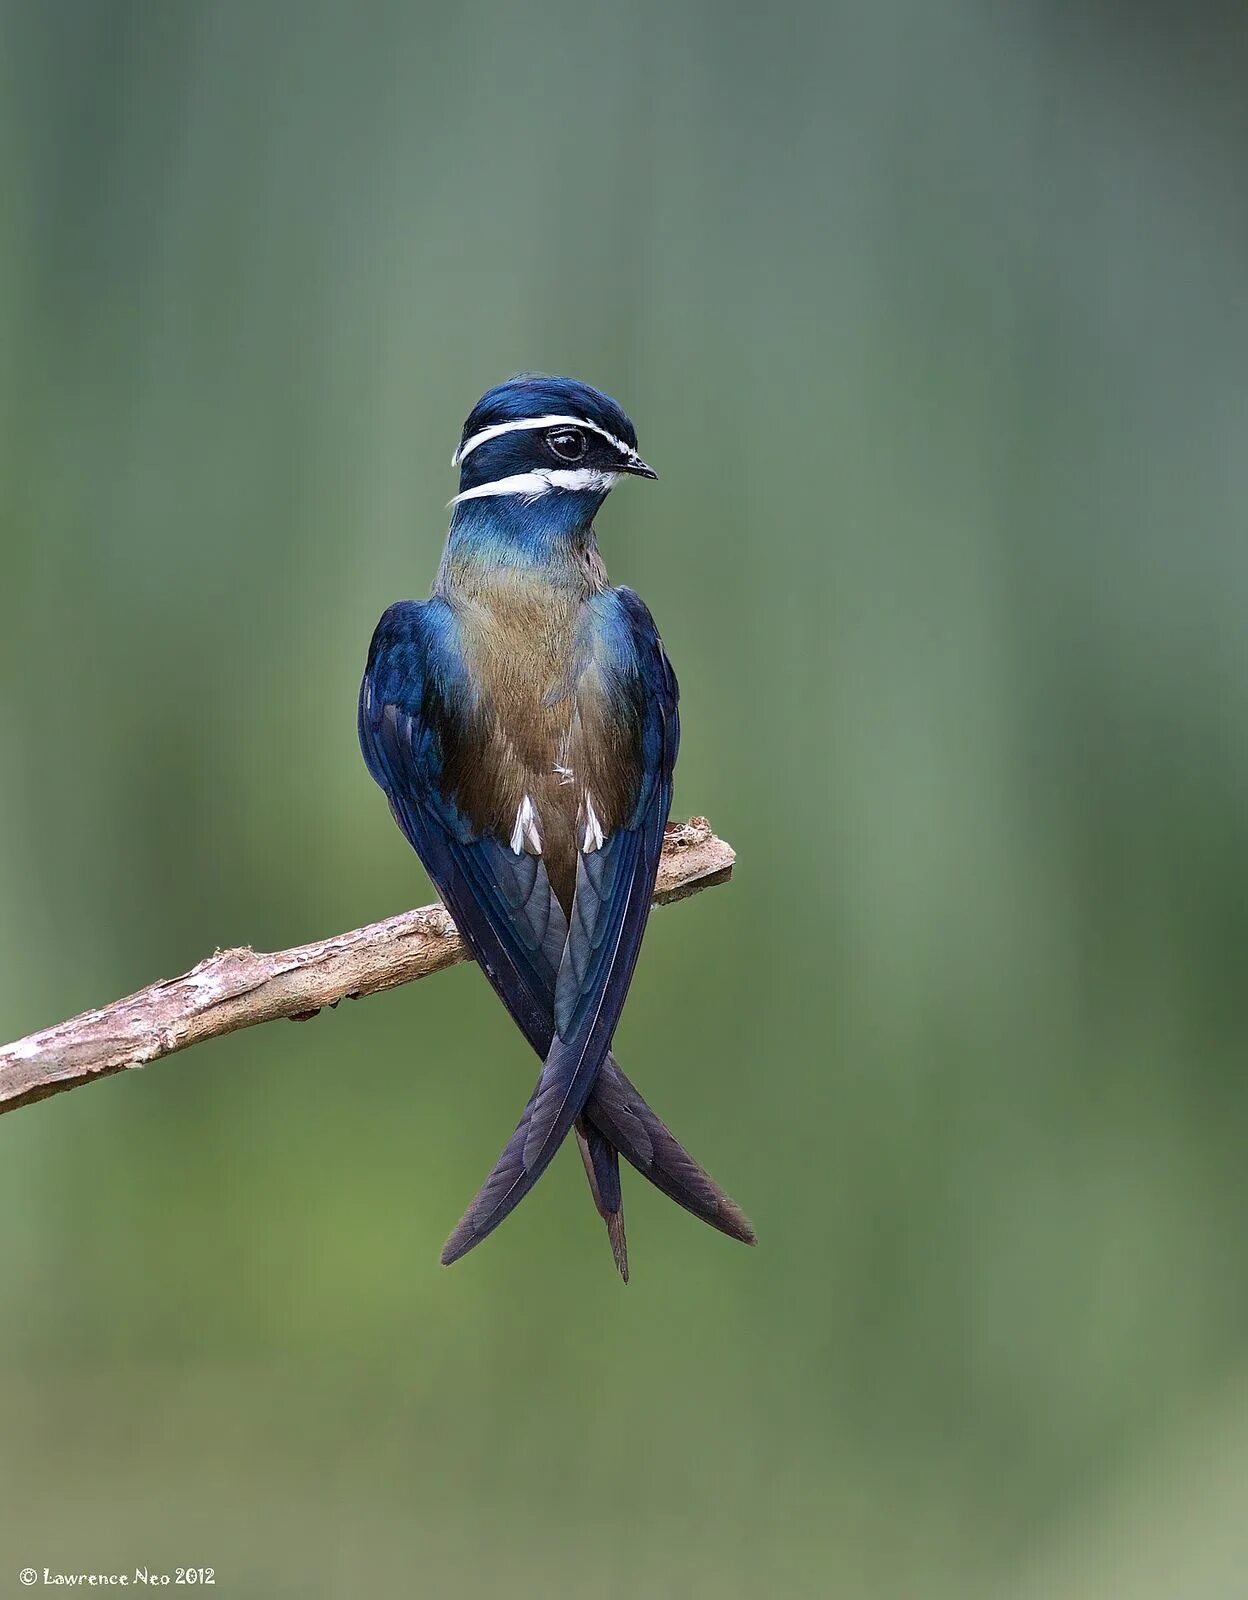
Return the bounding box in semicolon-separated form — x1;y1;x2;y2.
450;469;620;505
453;413;629;465
452;468;619;504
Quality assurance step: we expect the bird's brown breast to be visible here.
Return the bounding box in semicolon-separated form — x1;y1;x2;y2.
444;572;617;910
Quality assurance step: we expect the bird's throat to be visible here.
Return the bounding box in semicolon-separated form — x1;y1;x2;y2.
437;492;610;599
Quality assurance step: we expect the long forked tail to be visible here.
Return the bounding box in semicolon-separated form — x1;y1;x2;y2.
585;1055;756;1248
439;1052;754;1270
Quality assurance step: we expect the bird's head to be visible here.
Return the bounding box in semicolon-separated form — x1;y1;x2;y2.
451;375;656;508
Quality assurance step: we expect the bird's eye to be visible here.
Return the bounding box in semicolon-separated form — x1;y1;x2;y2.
546;427;587;462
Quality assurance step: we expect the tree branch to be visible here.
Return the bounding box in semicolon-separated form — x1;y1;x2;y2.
0;818;734;1118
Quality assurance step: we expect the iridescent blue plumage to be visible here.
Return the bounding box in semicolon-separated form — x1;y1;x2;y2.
359;376;754;1275
460;375;638;449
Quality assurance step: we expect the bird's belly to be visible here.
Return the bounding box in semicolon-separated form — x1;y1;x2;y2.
461;591;580;761
452;584;598;903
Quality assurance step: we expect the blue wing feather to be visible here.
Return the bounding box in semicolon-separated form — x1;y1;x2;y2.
359;601;569;1043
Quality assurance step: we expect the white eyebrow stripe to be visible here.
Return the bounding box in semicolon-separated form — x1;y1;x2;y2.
450;469;619;505
453;413;630;465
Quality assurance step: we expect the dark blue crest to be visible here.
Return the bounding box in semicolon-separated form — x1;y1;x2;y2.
458;374;639;457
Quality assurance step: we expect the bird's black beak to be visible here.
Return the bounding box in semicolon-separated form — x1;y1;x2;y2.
619;450;658;480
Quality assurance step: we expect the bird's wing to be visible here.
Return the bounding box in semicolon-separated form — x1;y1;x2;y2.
358;598;570;1046
439;588;679;1263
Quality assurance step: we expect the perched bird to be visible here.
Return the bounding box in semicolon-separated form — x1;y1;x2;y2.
358;375;754;1277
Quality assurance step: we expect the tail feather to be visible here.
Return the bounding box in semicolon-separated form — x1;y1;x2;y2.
440;1032;606;1266
585;1056;756;1247
439;1046;752;1271
575;1117;628;1282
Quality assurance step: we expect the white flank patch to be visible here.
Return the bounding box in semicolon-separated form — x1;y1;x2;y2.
451;469;619;506
510;794;542;855
581;791;605;853
454;413;630;465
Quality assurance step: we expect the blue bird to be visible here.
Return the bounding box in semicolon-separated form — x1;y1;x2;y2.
359;375;754;1277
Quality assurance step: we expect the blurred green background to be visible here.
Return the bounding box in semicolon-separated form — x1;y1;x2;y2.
3;1;1248;1594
